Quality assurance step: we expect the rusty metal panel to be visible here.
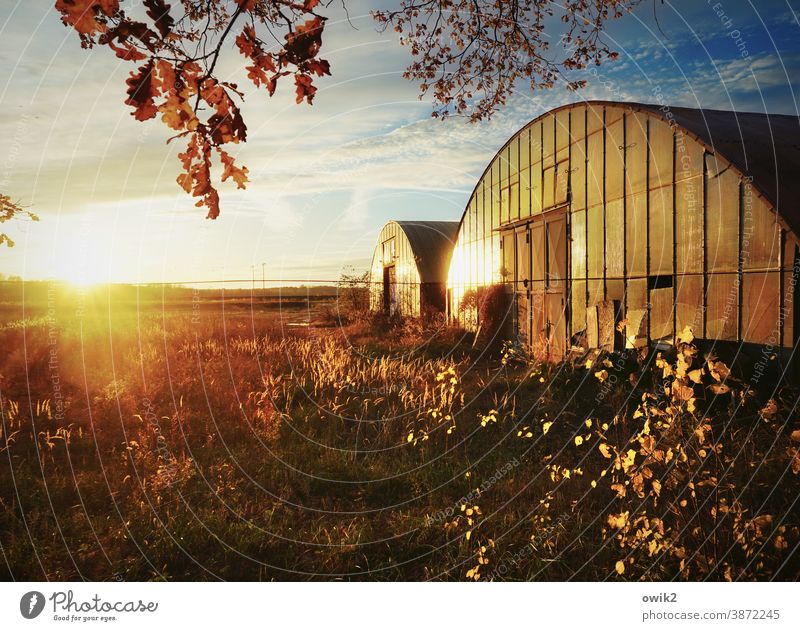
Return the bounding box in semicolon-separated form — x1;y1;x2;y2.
530;120;543;164
556;160;569;206
648;117;673;189
626;112;648;197
587;131;604;208
587;203;604;281
530;289;547;359
607;278;624;303
626;190;647;278
531;161;543;216
543;165;555;209
742;271;781;343
520;127;531;170
571;209;587;277
650;286;673;341
588;280;604;310
782;239;797;347
605;105;624;126
571;105;586;144
743;194;781;270
531;222;545;281
606;197;625;278
572;279;587;336
606;117;625;202
556;108;570;151
676;175;704;274
587;103;604;136
676;274;704;336
509;135;520;184
547;213;567;287
500;183;510;226
587;303;599;347
675;132;704;181
547;292;567;359
491;169;501;229
706;165;740;273
520;168;531;220
517;228;530;286
626;278;648;348
510;180;520;224
543;114;555;168
706;274;738;340
649;185;673;276
596;300;616;350
571;140;587;211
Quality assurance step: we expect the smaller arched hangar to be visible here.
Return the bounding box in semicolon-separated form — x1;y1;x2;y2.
369;220;459;317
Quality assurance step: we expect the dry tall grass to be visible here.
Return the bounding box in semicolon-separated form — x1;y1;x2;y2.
0;301;798;580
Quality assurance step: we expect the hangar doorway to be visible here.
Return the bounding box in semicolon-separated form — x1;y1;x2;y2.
504;208;567;360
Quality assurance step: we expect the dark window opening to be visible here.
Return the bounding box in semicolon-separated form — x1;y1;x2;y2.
648;274;674;291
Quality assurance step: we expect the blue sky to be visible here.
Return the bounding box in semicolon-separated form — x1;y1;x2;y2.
0;0;798;285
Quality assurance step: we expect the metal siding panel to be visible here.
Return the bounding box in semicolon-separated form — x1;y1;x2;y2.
706;274;738;340
587;131;604;209
626;112;648;196
649;185;674;276
606;118;625;202
606;197;625;278
675;132;704;181
555;160;569;206
571;279;587;336
587;203;604;282
706;165;740;274
676;175;704;274
742;271;781;344
571;209;587;277
626;190;647;278
626;278;649;348
543;115;555;168
676;274;704;336
571;137;587;211
543;165;555;209
650;287;673;341
743;194;781;271
648;118;673;189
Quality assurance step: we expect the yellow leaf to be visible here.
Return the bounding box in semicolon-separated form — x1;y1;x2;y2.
542;421;553;435
615;560;626;575
599;443;613;458
677;325;694;345
575;436;584;446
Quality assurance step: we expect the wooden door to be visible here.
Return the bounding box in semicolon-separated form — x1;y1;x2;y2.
545;212;568;359
383;266;397;315
515;227;531;347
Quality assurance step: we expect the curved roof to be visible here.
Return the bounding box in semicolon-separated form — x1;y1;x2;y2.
457;100;800;238
392;220;459;283
634;102;800;237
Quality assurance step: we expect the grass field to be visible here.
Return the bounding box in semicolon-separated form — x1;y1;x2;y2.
0;283;798;580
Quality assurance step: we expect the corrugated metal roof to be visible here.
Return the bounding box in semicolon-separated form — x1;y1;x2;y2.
632;102;800;237
394;220;459;283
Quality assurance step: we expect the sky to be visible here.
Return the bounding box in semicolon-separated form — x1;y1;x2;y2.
0;0;798;286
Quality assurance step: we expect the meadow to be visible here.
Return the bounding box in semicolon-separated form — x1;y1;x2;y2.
0;283;798;580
